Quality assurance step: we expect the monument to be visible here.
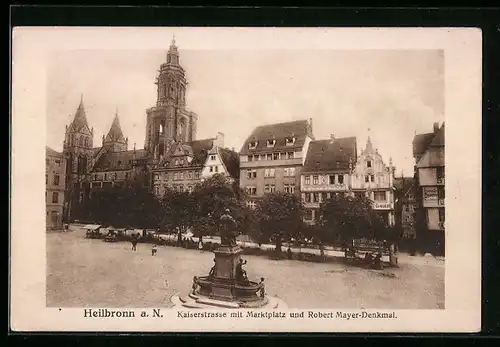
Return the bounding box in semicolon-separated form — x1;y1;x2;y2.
170;209;286;309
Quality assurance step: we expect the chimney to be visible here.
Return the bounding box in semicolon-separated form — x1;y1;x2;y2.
433;122;439;133
215;132;225;148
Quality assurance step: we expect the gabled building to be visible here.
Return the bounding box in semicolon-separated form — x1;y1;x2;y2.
46;147;67;230
351;137;396;226
412;122;445;255
300;135;357;223
151;136;219;196
239;119;314;209
394;176;417;239
201;134;240;183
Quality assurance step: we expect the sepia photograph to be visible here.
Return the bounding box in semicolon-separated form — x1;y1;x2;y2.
11;27;481;332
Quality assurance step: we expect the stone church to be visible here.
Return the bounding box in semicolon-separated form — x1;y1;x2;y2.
62;38;238;221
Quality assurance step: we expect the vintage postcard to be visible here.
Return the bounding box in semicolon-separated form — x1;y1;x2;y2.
10;27;482;332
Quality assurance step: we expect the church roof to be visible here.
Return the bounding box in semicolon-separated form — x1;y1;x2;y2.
92;149;148;172
46;146;62;157
303;137;357;174
69;99;89;132
105;112;126;143
239;119;312;155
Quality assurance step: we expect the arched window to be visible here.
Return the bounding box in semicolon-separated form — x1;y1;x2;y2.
77;155;87;174
78;137;83;146
85;138;89;147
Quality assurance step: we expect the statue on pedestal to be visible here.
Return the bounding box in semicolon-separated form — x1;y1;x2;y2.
219;209;238;246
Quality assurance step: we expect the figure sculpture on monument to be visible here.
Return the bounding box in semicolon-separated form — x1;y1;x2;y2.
236;258;249;282
208;258;216;278
219;208;238;246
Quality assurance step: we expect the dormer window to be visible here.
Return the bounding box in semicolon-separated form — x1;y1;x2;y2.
248;141;258;149
267;139;276;148
285;137;296;146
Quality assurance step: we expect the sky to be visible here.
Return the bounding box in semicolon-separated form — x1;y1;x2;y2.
46;47;444;176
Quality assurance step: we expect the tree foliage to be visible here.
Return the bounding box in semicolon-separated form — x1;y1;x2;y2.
86;177;161;228
192;174;247;239
319;194;375;246
255;192;304;252
160;188;197;244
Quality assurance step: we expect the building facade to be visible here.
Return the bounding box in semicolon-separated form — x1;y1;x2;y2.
201;135;240;184
351;137;396;226
239;119;314;209
300;135;357;223
394;176;417;240
413;122;445;255
46;147;67;229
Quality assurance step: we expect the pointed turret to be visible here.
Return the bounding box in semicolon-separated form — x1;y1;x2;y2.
365;136;374;153
70;95;89;131
103;110;127;152
106;110;125;142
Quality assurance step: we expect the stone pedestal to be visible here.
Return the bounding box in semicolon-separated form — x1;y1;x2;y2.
169;212;286;309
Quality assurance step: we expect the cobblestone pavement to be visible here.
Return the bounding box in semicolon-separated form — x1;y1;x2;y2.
47;228;444;309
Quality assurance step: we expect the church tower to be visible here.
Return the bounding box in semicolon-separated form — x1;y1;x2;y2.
102;110;128;152
145;36;198;162
62;96;94;220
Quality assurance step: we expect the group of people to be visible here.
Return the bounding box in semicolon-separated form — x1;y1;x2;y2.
130;239;158;256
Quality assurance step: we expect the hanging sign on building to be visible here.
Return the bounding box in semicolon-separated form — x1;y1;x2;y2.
423;186;438;202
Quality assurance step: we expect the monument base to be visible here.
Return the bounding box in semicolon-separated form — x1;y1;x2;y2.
170;292;287;309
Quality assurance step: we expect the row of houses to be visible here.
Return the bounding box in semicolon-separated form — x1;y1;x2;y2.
46;39;443;253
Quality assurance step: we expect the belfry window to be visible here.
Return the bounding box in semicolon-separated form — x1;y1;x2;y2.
160;120;165;134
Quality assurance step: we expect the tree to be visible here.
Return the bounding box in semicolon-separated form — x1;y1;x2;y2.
85;177;161;229
255;192;304;253
160;188;197;245
319;194;373;248
192;174;246;243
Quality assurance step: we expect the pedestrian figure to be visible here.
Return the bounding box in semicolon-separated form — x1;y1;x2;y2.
151;244;158;256
192;276;198;294
287;247;293;260
131;239;138;251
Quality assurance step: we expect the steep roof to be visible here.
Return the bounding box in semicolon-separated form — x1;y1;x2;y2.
105;113;126;143
303;137;357;174
218;147;240;179
46;146;62;157
429;123;445;147
69;99;90;132
92;149;148;172
412;133;435;158
412;122;445;159
394;177;415;196
159;138;215;169
239;119;312;155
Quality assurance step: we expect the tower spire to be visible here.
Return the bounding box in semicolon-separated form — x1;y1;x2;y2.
71;94;89;130
366;128;373;152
